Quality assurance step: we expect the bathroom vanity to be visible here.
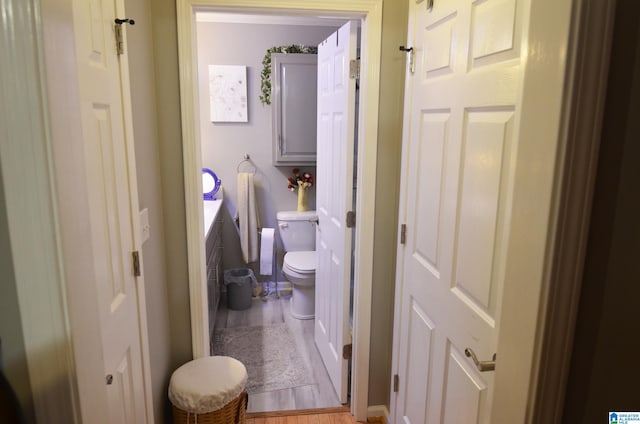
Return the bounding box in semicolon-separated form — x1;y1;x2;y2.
204;198;223;333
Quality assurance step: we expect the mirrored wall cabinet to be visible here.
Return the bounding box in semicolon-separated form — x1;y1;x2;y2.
272;53;317;165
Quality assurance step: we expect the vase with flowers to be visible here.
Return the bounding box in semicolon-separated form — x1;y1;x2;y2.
287;168;314;212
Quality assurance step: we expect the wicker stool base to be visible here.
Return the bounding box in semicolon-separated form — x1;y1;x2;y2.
172;390;248;424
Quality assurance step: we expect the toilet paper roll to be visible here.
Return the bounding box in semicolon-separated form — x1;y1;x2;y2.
259;228;274;276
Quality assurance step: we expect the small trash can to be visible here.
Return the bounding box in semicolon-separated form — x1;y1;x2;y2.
224;268;256;310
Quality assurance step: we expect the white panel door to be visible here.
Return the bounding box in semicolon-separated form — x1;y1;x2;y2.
394;0;525;422
72;0;150;422
315;21;357;404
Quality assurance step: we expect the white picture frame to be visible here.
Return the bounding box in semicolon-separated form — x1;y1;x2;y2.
209;65;248;122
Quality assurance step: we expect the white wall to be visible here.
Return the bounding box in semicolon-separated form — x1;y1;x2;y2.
196;22;335;274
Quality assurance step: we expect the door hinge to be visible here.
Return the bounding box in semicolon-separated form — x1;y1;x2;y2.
132;251;141;277
114;24;124;55
393;374;399;392
349;59;361;80
342;343;353;360
346;211;356;228
400;224;407;244
114;18;135;56
399;46;415;74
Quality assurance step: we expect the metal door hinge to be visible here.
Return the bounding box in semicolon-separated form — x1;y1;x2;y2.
393;374;399;392
399;46;415;74
346;211;356;228
132;251;141;277
114;24;124;55
349;59;361;80
114;18;135;56
342;343;353;360
400;224;407;244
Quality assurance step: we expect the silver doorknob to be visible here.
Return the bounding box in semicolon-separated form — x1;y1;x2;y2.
464;348;496;372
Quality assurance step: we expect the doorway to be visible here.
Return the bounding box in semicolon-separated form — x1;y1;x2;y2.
194;13;357;413
176;0;384;420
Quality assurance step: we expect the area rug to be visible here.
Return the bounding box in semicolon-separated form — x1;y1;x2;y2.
211;323;315;394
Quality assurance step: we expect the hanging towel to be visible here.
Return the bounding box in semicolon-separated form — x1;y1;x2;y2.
236;172;260;263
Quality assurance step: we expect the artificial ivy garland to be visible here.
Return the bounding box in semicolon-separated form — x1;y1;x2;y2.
260;44;318;105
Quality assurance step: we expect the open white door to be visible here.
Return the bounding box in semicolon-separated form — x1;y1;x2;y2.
315;21;358;404
71;0;152;421
392;0;569;422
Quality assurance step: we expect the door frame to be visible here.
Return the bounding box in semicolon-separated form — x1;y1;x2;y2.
176;0;383;420
390;0;615;421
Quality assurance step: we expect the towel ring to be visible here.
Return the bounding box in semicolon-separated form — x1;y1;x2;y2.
237;154;257;174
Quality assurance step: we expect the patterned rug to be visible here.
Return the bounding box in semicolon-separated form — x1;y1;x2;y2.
211;323;315;394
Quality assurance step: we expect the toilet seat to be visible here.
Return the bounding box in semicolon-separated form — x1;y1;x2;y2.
283;251;316;274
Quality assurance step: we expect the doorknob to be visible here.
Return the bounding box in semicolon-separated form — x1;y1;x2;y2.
464;348;496;372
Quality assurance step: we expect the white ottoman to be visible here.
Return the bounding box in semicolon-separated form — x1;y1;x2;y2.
169;356;248;424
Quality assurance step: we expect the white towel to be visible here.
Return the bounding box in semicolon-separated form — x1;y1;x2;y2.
236;172;260;263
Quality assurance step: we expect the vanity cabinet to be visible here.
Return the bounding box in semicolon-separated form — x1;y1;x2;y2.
205;209;223;333
271;53;317;165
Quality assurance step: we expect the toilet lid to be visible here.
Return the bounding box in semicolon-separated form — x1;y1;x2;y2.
284;251;316;272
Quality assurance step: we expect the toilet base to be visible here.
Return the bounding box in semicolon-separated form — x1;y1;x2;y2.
290;284;314;320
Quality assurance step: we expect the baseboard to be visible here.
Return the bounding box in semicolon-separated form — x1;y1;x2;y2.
367;405;390;424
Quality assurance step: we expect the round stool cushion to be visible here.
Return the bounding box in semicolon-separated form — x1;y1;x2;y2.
168;356;248;414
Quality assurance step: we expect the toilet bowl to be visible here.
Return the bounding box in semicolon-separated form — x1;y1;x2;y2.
282;251;316;319
276;211;317;320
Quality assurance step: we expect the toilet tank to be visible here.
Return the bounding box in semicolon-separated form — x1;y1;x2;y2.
277;211;317;251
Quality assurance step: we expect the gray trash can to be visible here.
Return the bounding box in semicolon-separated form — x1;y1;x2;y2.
224;268;256;310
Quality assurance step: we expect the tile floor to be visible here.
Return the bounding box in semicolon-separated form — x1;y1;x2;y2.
213;292;342;413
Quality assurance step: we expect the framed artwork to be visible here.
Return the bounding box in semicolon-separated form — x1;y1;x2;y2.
209;65;248;122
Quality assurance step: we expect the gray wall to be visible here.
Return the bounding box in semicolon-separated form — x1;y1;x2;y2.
126;0;173;421
196;22;334;275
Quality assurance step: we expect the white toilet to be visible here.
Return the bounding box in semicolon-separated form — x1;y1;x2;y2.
276;210;317;320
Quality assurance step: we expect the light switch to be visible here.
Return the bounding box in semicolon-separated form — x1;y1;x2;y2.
140;208;150;244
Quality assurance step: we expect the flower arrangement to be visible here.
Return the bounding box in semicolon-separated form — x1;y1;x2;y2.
287;168;314;212
287;168;314;191
260;45;318;105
